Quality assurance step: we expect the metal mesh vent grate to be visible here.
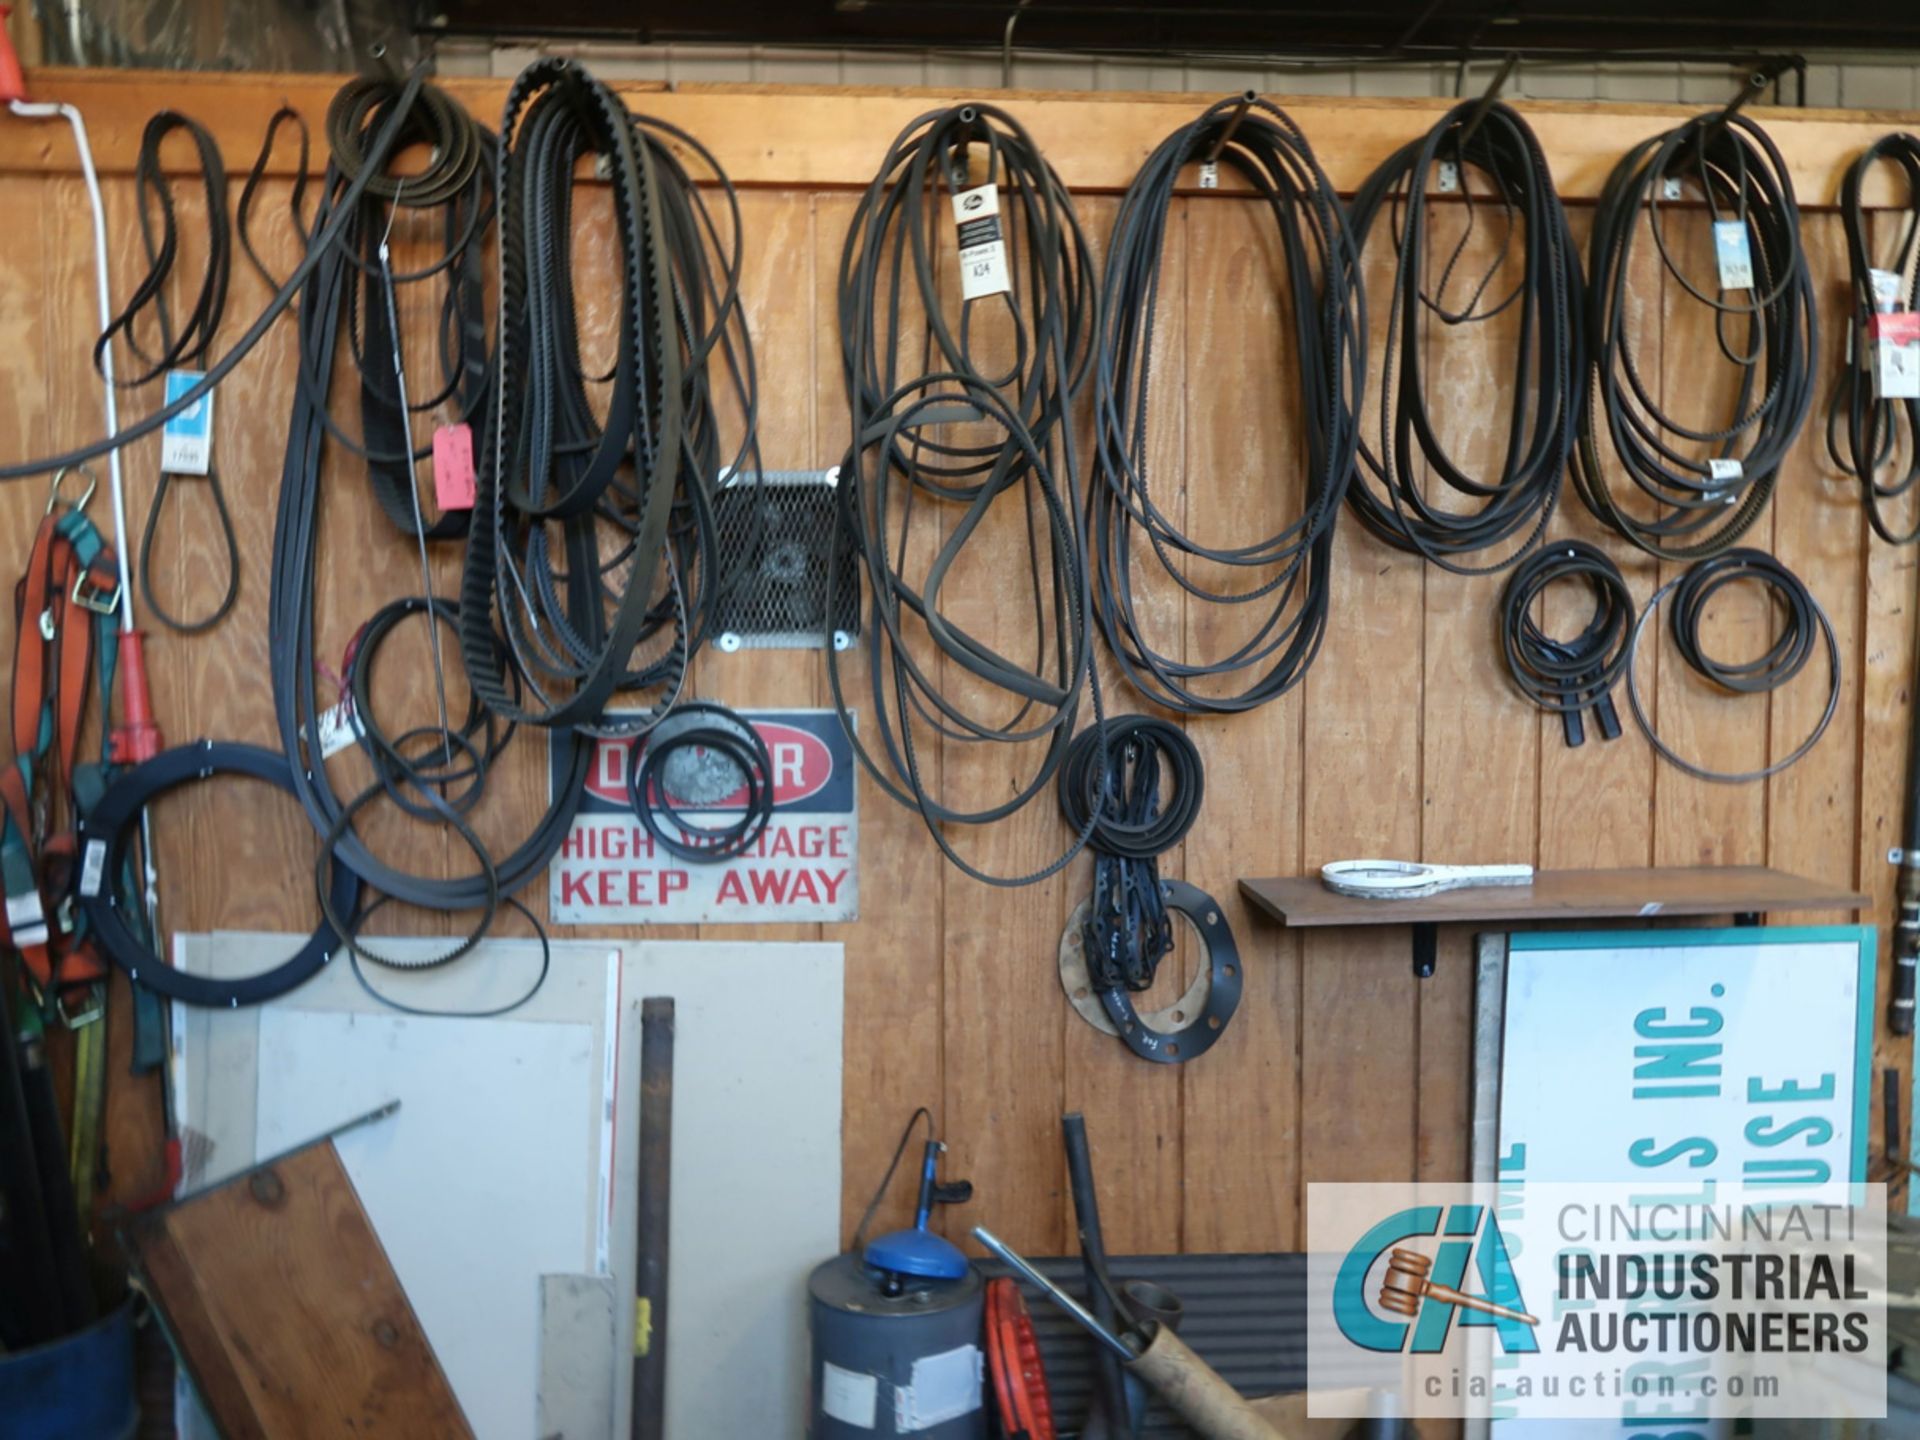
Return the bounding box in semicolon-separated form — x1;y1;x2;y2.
711;469;859;651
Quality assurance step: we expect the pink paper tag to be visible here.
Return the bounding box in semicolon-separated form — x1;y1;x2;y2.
432;423;476;511
1870;311;1920;345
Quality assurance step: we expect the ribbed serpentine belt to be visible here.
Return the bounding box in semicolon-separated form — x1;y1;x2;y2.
1090;95;1363;714
460;57;690;738
1574;109;1815;560
830;101;1106;888
1345;99;1584;574
1827;133;1920;546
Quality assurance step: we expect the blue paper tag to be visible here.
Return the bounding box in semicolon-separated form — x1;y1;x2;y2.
1712;220;1754;292
160;369;212;475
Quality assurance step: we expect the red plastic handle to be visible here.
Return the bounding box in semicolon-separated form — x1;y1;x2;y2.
0;8;27;106
110;631;165;765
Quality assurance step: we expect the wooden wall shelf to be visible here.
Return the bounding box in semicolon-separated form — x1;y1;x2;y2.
1238;866;1868;977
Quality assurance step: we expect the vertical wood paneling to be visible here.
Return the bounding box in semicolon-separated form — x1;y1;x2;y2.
1413;191;1541;1184
1297;197;1422;1211
178;174;316;946
1178;196;1307;1250
1652;207;1777;860
1767;215;1865;924
813;192;948;1247
1059;192;1185;1255
0;88;1909;1264
1535;206;1659;872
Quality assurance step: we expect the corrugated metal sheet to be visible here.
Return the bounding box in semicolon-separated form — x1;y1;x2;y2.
976;1252;1307;1438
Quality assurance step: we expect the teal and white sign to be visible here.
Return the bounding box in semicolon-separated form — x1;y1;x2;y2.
1493;925;1877;1437
1500;927;1874;1192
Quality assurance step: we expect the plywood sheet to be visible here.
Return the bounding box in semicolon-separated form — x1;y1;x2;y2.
125;1139;470;1440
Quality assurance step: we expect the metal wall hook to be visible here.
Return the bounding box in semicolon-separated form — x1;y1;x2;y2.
1453;51;1519;157
1203;90;1257;166
1000;0;1031;89
1702;58;1788;143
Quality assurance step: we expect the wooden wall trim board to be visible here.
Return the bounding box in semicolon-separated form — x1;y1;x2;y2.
7;68;1920;205
0;77;1911;1283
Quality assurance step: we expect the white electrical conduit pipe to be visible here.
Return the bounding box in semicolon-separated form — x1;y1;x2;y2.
9;96;160;924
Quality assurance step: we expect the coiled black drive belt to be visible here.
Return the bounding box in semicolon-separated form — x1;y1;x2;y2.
1498;540;1632;746
1090;94;1362;712
1057;717;1240;1064
1828;132;1920;546
77;742;359;1008
1345;99;1584;572
1576;109;1815;559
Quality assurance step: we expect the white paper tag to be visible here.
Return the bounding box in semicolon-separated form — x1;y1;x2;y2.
79;839;108;899
1712;221;1754;291
895;1344;982;1432
952;183;1011;302
1871;267;1904;311
5;889;48;946
315;699;364;760
1872;311;1920;399
160;369;213;476
820;1362;878;1429
1706;456;1743;505
1197;160;1219;189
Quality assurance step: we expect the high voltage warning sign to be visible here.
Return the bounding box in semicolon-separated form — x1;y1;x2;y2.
548;709;858;924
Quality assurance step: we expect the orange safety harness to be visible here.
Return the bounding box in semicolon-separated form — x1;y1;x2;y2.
1;469;123;1014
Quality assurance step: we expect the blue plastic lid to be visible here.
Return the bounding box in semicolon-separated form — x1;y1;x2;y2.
863;1224;970;1282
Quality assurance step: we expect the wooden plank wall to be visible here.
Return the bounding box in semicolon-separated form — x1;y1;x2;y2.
0;75;1912;1265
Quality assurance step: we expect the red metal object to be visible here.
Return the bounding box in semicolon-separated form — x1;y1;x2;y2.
986;1276;1056;1440
0;7;26;104
117;1135;182;1216
109;631;163;764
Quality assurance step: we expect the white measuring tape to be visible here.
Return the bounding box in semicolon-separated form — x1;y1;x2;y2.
1320;860;1534;900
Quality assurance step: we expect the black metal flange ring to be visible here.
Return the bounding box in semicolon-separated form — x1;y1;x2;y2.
1093;879;1242;1065
77;740;359;1008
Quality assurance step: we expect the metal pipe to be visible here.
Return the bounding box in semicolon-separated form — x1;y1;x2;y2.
1063;1113;1132;1434
971;1226;1137;1362
1000;0;1030;89
1202;90;1256;166
1453;51;1518;155
633;998;675;1439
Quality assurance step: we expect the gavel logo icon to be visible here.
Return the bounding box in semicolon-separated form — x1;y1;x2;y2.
1379;1248;1539;1326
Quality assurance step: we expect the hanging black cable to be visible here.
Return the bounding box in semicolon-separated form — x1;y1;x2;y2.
1345;99;1584;574
268;75;582;968
287;76;497;544
1090;95;1363;714
92;111;231;388
92;110;242;634
1058;717;1202;991
461;57;759;735
236;106;312;298
1575;111;1816;560
1498;539;1632;746
831;101;1105;887
626;701;775;864
1624;548;1839;783
1057;716;1238;1065
1827;133;1920;546
0;63;432;482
